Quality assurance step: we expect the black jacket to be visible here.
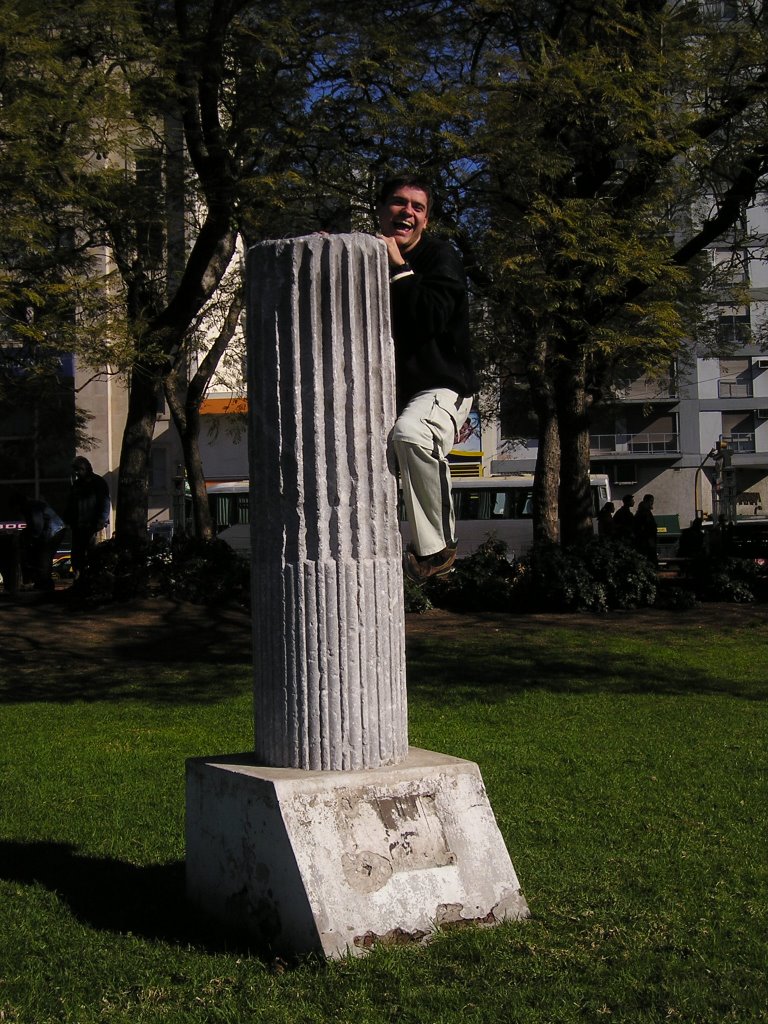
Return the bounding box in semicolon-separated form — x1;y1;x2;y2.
65;473;110;534
389;233;476;408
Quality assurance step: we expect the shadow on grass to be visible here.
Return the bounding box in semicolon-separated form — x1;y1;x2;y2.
0;663;252;705
0;838;281;962
406;635;768;702
0;596;252;705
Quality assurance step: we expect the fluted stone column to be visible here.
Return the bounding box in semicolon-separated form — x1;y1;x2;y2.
246;233;408;770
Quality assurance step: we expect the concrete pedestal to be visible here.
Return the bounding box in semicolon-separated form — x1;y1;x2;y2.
186;747;529;959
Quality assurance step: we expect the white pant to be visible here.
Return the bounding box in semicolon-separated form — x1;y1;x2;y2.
391;389;473;557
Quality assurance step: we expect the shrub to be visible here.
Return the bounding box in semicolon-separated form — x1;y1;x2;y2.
428;538;658;615
425;537;519;612
67;534;250;608
165;534;251;607
74;537;149;603
403;575;433;612
688;555;760;603
579;540;658;609
514;542;609;612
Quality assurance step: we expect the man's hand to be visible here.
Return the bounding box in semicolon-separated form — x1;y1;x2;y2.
377;233;406;268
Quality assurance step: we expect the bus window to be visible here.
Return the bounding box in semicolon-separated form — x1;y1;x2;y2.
491;491;507;517
210;495;231;529
235;494;250;525
454;489;480;520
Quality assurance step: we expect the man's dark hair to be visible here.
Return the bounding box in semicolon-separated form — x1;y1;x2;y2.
377;174;434;216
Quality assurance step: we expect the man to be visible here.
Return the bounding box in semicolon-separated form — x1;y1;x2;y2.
612;493;635;545
377;173;476;582
22;497;65;591
64;456;110;580
634;493;658;563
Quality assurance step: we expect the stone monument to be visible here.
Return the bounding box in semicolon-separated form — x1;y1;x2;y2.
185;233;528;958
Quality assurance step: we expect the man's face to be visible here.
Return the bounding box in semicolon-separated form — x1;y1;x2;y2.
378;186;429;253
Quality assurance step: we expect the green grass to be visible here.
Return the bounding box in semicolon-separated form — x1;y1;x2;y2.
1;612;767;1023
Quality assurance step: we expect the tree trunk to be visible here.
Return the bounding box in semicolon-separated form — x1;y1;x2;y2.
165;370;215;541
532;404;560;545
182;414;213;540
115;361;162;545
556;347;594;548
163;289;243;541
527;331;560;545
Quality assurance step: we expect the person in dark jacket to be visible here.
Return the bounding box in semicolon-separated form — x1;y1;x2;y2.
22;497;65;591
64;456;110;580
377;173;476;582
596;500;615;539
612;494;635;545
634;493;658;563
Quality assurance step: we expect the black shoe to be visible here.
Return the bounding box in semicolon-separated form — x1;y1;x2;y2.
403;544;457;584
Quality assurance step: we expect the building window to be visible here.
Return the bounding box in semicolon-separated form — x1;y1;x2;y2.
716;311;751;347
722;411;755;453
718;357;752;398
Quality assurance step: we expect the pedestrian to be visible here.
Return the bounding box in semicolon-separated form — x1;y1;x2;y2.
64;456;110;581
377;173;476;582
22;496;65;591
634;493;658;563
612;494;635;545
597;500;615;539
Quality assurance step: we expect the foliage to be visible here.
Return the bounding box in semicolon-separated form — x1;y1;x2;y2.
578;539;659;609
72;534;251;607
515;541;613;612
424;537;520;612
72;537;152;604
163;535;251;608
452;1;768;544
403;575;433;613
688;553;767;604
5;0;768;552
423;537;659;614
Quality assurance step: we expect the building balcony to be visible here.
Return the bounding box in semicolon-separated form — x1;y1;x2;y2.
589;432;680;455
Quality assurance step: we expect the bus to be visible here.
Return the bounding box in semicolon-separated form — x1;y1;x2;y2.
400;474;611;559
206;474;611;561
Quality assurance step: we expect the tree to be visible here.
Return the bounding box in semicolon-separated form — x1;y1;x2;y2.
0;0;133;509
454;0;768;545
66;0;346;552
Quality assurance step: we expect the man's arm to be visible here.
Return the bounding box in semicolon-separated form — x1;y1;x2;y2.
388;243;467;339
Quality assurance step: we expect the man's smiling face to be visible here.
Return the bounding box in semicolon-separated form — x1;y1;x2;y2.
378;186;429;253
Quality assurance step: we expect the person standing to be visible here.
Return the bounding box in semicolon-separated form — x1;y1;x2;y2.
377;173;476;583
22;497;65;591
634;493;658;563
596;500;615;539
64;456;111;580
612;494;635;545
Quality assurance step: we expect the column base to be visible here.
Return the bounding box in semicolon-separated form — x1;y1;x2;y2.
186;747;529;959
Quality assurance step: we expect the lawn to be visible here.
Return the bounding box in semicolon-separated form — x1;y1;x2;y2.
0;603;766;1023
